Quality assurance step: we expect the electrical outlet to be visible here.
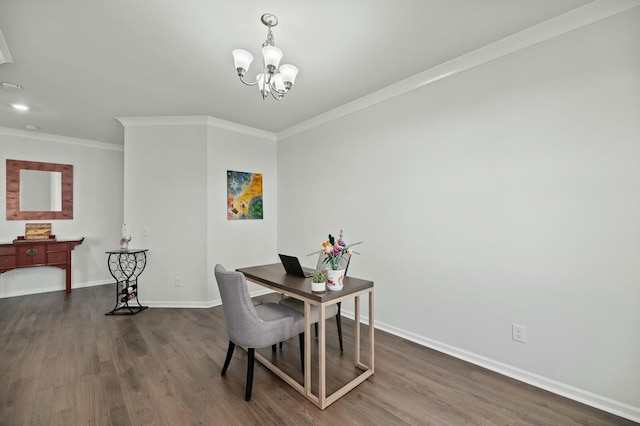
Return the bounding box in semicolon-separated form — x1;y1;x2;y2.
175;276;183;287
142;226;150;236
512;323;527;343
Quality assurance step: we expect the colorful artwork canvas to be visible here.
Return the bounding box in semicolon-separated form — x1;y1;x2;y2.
227;170;263;220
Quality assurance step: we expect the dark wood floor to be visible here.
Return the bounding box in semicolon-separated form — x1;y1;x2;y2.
0;284;634;425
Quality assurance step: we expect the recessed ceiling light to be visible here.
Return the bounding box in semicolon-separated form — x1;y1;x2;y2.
11;103;29;111
1;82;22;91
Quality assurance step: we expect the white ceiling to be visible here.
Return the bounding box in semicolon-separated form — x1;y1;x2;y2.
0;0;597;145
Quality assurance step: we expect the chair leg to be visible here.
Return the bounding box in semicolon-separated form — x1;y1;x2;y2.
245;348;255;401
272;344;277;352
299;333;305;374
221;341;235;375
336;302;344;352
314;304;344;351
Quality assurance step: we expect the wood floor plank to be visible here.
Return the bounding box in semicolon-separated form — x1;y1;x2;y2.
0;285;635;425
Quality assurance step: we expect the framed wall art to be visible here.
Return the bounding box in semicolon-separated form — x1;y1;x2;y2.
227;170;263;220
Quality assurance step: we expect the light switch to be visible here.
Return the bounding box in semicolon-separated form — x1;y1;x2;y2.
142;226;150;236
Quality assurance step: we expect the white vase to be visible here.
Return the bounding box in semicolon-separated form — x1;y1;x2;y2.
311;281;326;293
326;269;345;291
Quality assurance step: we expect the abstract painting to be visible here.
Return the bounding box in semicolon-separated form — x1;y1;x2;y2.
227;170;263;220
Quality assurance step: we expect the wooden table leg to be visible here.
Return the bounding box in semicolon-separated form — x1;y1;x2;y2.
318;302;326;407
304;301;312;396
355;295;361;366
369;290;375;372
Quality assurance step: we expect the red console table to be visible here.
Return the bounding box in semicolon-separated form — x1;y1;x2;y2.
0;238;84;293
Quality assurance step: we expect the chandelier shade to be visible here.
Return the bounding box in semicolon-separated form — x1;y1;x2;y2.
232;14;298;100
261;46;283;70
256;74;270;97
272;74;285;91
278;64;298;86
232;49;253;75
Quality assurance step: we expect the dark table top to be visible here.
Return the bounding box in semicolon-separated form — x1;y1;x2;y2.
237;263;373;303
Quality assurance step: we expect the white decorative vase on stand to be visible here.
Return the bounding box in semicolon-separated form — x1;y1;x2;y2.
326;269;345;291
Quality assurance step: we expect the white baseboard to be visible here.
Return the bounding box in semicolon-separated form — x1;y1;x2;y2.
144;300;214;309
74;279;112;289
0;279;111;299
143;287;275;309
340;309;640;423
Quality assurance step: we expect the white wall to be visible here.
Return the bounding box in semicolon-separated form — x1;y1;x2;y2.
276;9;640;420
205;125;278;301
120;117;277;307
122;121;209;305
0;128;124;297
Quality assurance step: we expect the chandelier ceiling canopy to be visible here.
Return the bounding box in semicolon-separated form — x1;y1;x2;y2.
232;13;298;101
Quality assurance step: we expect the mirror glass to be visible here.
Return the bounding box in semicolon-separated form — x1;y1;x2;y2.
20;170;63;211
6;159;74;220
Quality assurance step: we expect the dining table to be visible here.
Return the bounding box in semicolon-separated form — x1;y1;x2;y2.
236;262;374;409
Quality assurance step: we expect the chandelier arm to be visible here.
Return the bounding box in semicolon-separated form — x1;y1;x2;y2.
269;89;283;101
258;67;269;100
238;75;259;86
269;81;288;96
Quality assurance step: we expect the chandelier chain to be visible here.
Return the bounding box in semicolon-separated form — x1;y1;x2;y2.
262;28;275;48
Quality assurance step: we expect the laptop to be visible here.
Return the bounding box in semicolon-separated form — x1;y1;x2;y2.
278;254;314;278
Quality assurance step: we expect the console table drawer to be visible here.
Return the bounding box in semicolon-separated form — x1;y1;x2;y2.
47;251;68;265
0;247;16;256
0;255;16;268
17;245;46;266
47;243;68;252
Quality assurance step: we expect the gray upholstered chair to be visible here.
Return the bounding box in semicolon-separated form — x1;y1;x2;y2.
214;264;305;401
278;253;350;352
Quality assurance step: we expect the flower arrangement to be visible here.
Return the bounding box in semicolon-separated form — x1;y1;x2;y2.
309;229;363;271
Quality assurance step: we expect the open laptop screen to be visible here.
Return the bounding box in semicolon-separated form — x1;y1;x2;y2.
278;254;313;278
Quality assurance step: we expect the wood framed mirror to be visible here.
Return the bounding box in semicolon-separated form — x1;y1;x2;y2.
6;159;74;220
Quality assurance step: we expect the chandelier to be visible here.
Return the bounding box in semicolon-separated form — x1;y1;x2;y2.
232;14;298;100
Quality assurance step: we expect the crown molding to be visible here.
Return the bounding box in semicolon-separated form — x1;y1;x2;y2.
116;116;208;128
0;126;123;151
277;0;640;141
0;29;13;64
206;116;277;141
116;116;277;141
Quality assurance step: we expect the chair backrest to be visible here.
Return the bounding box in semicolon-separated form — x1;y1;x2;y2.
316;253;351;274
214;264;267;346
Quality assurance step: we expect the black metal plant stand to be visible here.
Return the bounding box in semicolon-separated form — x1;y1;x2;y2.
105;249;149;315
